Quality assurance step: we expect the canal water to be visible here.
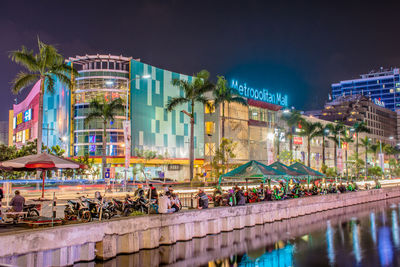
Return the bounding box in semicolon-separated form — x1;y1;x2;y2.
78;198;400;267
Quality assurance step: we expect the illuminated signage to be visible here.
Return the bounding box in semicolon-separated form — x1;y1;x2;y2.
374;98;385;107
293;136;303;145
16;113;23;125
231;80;288;106
23;109;32;122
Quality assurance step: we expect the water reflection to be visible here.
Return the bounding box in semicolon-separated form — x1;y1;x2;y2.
371;212;377;244
81;198;400;267
326;220;335;266
351;218;362;264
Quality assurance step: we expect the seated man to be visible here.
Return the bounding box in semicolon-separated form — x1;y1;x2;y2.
158;191;175;214
197;188;209;209
9;190;25;212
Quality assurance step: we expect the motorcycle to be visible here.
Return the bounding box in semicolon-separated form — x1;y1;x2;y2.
23;204;41;217
64;197;91;222
82;197;113;221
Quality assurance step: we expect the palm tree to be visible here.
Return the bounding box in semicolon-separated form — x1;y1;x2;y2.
360;136;371;177
85;98;124;179
298;119;322;167
10;38;78;154
316;123;332;166
281;110;302;162
327;123;345;172
167;70;214;181
352;121;369;155
213;76;248;139
341;131;354;180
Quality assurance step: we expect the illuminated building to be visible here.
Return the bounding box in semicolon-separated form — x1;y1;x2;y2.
10;54;204;180
332;67;400;111
315;94;397;145
204;79;286;169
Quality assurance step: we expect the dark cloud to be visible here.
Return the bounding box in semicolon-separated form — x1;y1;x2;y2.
0;0;400;120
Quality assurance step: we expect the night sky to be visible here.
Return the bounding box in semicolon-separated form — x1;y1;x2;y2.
1;0;400;121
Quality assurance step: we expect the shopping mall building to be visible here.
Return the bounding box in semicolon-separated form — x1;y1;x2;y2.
9;54;204;180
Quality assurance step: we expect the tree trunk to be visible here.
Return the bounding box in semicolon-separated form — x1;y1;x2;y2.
345;149;348;181
102;120;107;181
189;101;195;181
307;136;311;167
221;102;225;139
356;133;359;156
334;142;337;171
322;136;326;165
365;147;368;178
37;77;45;154
289;129;293;162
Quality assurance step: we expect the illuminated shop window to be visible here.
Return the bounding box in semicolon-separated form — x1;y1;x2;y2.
205;121;215;135
205;100;215;114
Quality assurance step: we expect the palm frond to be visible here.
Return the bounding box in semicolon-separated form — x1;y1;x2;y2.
195;95;209;105
166;97;189;112
44;75;55;93
9;47;40;73
52;72;73;89
11;72;39;94
84;112;103;125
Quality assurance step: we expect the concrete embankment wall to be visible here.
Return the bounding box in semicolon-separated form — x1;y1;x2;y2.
0;188;399;267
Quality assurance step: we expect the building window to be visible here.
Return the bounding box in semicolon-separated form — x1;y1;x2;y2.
205;100;215;114
205;121;215;135
205;143;215;156
390;89;394;93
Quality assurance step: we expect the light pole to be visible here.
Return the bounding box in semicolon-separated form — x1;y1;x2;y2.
108;74;151;192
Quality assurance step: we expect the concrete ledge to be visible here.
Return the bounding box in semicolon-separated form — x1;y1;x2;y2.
0;187;399;266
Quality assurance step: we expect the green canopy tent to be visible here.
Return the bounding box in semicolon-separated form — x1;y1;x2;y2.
218;160;285;185
289;162;325;190
268;161;307;189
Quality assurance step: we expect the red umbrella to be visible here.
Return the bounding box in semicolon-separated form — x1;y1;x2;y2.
0;153;86;198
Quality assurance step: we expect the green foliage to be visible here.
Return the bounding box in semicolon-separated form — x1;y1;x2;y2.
320;163;328;174
64;154;96;178
279;150;293;165
298;119;322;166
9;38;78;94
211;138;238;178
368;166;383;177
325;167;337;177
212;76;248;110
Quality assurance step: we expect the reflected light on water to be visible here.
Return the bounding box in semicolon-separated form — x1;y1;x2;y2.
378;227;394;267
391;209;399;248
351;219;362;264
370;212;377;244
326;220;335;266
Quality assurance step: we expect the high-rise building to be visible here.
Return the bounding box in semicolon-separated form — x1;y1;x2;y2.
331;68;400;111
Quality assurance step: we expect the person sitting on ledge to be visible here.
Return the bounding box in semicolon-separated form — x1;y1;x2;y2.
197;188;209;209
9;190;25;212
158;191;176;214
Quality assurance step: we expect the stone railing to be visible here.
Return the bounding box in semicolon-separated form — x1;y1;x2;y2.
0;187;399;267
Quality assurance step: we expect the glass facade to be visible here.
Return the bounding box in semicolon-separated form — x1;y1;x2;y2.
73;67;129;156
332;68;400;111
130;60;204;159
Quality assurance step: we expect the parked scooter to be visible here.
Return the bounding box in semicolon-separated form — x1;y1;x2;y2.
64;197;91;222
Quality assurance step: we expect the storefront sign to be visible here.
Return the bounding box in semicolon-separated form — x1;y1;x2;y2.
293;136;303;145
23;109;32;122
168;164;181;171
374;98;385;107
231;80;288;106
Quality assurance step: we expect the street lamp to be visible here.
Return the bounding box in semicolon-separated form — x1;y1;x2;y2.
123;74;151;191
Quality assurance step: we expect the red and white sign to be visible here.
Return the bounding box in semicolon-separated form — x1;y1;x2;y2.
293;136;303;145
